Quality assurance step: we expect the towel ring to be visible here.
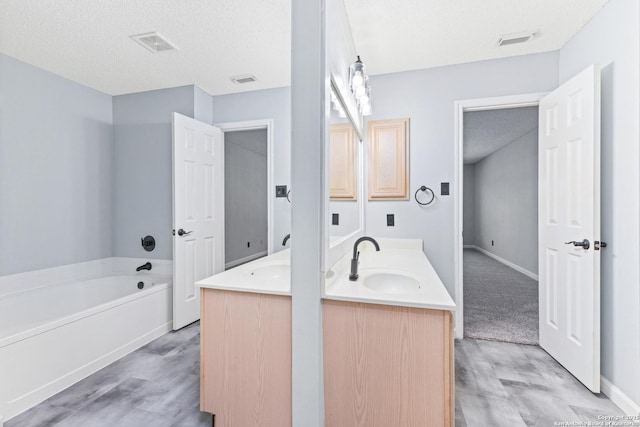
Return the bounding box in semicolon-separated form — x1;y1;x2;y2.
286;190;291;203
414;186;435;206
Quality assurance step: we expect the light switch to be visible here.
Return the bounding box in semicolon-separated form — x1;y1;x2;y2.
387;214;395;226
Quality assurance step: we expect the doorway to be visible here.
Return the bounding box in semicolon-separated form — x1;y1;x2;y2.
462;106;539;344
453;93;546;340
216;120;274;270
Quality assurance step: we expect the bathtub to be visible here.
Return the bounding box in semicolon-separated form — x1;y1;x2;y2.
0;271;172;422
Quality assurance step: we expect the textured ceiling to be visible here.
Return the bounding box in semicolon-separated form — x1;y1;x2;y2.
344;0;610;76
464;107;538;164
0;0;609;96
0;0;291;96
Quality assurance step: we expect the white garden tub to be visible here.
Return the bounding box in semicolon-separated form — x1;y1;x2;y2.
0;272;172;422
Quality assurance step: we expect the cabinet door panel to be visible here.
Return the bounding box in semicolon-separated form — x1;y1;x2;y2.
330;123;357;200
368;118;409;200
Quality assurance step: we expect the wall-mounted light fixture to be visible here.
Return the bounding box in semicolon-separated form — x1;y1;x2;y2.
330;89;347;118
349;56;373;116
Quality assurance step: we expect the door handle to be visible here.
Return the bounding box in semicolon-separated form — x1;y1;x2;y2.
177;228;193;236
564;239;590;250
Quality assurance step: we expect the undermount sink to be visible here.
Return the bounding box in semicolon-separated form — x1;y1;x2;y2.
361;270;422;294
246;262;290;281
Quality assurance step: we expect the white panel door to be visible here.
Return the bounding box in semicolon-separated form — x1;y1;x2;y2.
172;113;224;330
539;65;601;392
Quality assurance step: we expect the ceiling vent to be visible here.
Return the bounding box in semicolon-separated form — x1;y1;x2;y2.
230;74;258;84
497;30;537;47
130;32;178;53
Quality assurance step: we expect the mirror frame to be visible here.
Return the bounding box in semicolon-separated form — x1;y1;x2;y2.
325;75;365;269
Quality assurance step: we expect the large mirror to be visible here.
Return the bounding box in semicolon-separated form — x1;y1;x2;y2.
328;80;364;247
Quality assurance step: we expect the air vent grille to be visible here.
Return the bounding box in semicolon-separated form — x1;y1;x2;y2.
497;30;537;47
130;32;177;53
231;74;258;84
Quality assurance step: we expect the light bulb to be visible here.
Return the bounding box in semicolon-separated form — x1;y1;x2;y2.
352;74;364;88
355;85;366;97
361;104;372;116
359;95;369;105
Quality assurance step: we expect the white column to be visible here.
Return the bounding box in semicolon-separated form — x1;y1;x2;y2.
290;0;326;425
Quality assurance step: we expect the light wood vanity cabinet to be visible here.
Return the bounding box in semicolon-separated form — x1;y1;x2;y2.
323;300;454;427
200;288;292;427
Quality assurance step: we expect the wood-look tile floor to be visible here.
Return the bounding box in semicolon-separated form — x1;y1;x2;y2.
7;323;624;427
455;339;624;427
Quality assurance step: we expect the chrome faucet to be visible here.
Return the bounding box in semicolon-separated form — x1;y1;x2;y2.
349;236;380;281
282;234;291;246
136;262;152;272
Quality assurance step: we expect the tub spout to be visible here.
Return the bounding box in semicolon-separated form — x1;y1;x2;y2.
136;262;152;272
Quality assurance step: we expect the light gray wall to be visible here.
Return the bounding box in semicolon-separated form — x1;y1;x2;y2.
224;129;268;264
559;0;640;405
463;164;476;246
212;87;291;249
473;129;538;274
329;200;360;238
112;86;195;260
0;53;114;276
194;85;214;125
365;51;559;296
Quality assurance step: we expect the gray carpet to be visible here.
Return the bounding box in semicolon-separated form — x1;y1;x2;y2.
464;248;539;345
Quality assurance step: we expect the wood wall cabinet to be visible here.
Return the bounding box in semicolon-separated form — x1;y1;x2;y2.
200;288;292;427
367;118;409;200
323;300;454;427
330;123;357;200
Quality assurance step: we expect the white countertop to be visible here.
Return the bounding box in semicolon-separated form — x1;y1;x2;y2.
195;249;291;296
324;238;456;311
196;238;455;311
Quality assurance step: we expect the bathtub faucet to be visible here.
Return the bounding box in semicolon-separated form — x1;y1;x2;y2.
136;262;152;272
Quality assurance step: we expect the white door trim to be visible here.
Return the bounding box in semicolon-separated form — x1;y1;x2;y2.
453;92;547;339
215;119;275;256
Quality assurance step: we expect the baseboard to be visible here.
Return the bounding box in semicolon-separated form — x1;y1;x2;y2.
469;246;538;281
463;245;475;249
601;376;640;416
225;251;268;269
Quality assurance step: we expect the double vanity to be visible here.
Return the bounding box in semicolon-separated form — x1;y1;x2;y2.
196;238;455;427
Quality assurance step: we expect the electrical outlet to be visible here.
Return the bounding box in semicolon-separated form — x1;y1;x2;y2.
491;240;494;246
247;242;250;248
332;213;339;225
441;182;450;196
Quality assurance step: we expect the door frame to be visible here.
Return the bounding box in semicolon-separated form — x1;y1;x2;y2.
453;92;547;339
215;119;275;258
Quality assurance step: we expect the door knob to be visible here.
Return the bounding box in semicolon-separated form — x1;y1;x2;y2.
564;239;590;250
177;228;193;236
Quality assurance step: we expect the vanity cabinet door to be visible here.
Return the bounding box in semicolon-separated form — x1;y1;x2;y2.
367;118;409;200
323;300;454;427
200;288;292;427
